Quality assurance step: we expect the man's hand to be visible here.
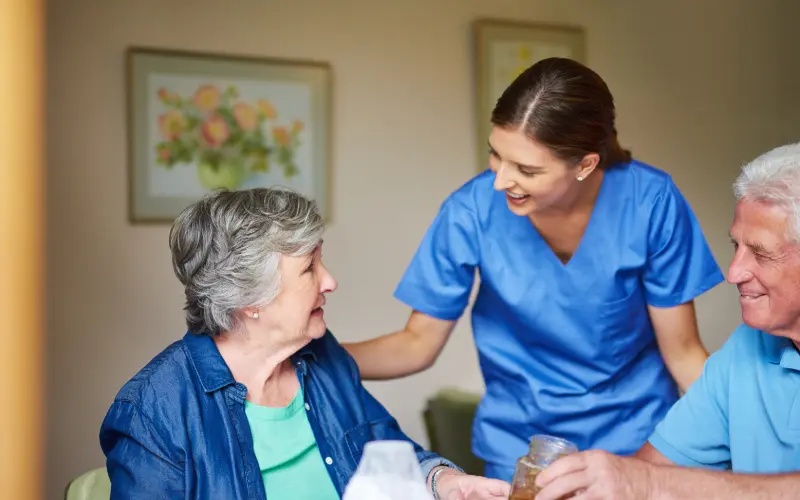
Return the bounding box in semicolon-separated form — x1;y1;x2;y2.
433;467;511;499
534;450;656;500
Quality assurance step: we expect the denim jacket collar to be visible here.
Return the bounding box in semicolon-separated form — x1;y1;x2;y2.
182;332;319;394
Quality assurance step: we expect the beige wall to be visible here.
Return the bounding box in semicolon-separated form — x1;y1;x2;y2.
46;0;793;497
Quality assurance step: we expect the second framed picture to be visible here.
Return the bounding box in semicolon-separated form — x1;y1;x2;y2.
474;19;586;172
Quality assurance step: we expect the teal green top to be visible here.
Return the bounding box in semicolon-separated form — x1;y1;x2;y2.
244;386;340;500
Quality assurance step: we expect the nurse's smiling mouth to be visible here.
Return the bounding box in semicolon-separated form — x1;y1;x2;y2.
506;191;530;205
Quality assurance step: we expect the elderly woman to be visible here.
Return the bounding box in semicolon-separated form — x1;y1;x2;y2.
99;188;509;500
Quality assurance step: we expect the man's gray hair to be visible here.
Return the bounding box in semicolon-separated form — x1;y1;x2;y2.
168;188;325;335
734;142;800;241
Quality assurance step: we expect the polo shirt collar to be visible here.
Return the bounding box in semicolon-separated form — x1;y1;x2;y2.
763;331;800;372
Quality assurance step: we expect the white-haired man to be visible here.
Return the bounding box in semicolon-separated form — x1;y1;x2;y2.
534;142;800;500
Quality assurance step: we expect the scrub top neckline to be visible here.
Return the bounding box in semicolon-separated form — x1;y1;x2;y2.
522;168;611;270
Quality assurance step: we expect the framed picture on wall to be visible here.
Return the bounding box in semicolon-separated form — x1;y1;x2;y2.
473;19;586;172
127;47;332;223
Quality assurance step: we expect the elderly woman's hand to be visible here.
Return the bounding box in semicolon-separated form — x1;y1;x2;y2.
433;468;511;499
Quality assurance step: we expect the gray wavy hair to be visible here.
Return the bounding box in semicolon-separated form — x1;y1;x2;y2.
168;188;325;335
734;142;800;242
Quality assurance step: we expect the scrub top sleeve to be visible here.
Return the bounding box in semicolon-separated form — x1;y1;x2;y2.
647;334;734;469
643;179;724;307
393;197;480;321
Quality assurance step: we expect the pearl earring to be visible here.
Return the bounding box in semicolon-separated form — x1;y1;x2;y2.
577;176;584;181
252;312;259;319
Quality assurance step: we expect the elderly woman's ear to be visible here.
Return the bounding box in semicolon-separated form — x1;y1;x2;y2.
242;308;260;320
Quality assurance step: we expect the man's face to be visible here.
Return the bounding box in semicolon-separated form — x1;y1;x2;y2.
728;199;800;341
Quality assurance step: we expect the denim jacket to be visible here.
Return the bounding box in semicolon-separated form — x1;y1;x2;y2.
99;330;456;499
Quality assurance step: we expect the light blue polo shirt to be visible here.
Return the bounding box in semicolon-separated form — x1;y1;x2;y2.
648;324;800;473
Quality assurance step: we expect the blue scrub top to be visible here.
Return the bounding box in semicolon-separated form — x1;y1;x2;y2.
394;161;724;478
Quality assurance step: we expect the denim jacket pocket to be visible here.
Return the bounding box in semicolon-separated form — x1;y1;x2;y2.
344;417;398;466
344;422;372;466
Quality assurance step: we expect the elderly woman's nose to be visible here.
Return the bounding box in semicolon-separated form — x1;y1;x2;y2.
321;269;338;293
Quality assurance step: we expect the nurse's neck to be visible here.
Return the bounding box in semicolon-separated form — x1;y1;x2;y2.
539;168;604;217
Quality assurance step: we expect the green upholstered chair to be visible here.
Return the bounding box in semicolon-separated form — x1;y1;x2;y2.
64;467;110;500
422;387;485;476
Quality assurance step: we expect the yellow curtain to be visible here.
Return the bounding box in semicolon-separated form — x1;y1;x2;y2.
0;0;45;498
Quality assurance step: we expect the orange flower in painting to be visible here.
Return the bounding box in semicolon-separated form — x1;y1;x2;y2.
233;102;258;131
272;126;290;146
158;110;185;140
193;85;221;113
157;146;171;162
201;115;230;147
291;120;304;134
257;99;277;120
157;87;179;104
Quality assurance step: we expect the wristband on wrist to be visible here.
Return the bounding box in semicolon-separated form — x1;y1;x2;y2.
430;466;450;500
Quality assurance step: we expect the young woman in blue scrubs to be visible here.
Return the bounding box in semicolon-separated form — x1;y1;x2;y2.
343;58;724;482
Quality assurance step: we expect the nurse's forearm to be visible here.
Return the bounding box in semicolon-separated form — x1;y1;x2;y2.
342;331;434;380
663;346;707;392
652;466;800;500
342;312;456;381
648;302;708;392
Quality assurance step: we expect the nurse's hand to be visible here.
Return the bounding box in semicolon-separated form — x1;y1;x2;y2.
433;468;511;499
534;449;655;500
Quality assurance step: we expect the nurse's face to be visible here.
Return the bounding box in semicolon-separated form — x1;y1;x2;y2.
728;199;800;342
488;126;594;215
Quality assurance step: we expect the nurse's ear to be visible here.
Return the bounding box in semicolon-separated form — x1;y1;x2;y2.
576;153;600;181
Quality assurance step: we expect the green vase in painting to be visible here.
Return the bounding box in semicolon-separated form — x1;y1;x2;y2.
197;159;247;190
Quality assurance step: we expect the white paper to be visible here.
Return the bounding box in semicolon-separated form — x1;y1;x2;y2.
342;440;434;500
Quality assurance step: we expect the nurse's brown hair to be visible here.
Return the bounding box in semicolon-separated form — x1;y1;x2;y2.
491;57;631;169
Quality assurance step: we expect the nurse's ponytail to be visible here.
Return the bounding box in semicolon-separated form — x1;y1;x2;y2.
491;57;632;169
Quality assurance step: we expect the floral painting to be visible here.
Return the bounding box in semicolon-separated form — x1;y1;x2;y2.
155;84;304;190
128;48;331;222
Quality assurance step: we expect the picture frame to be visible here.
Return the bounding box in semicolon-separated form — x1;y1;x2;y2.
126;47;333;223
473;19;586;171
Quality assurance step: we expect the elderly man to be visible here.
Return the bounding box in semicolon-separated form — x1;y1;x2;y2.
534;142;800;500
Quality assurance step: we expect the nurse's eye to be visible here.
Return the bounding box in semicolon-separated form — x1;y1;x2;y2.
519;168;537;177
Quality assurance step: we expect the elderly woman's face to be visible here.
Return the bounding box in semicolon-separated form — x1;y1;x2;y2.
728;199;800;339
259;243;337;342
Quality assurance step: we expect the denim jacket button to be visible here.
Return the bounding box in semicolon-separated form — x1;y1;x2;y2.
325;457;333;465
305;403;311;411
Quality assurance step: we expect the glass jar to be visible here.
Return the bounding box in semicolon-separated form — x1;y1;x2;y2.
508;434;578;499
